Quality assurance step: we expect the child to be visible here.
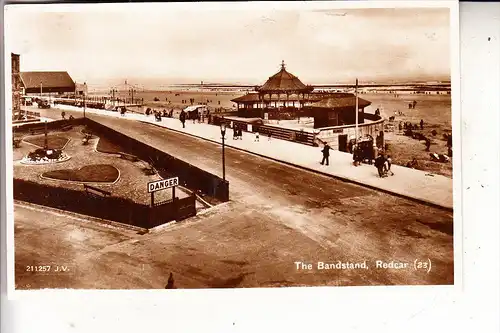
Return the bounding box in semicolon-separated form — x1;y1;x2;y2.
386;155;394;176
254;132;260;142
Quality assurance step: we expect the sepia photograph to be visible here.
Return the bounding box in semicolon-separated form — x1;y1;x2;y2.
4;1;458;290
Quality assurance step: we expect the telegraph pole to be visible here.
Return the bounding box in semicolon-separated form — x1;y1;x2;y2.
83;82;87;119
355;78;359;144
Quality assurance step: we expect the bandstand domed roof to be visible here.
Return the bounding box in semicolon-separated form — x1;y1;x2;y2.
256;61;312;93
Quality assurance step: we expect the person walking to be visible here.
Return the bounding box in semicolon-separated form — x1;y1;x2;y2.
254;131;260;142
371;144;378;165
320;143;331;166
233;127;237;140
179;110;186;128
374;154;386;178
352;145;360;166
425;138;431;151
420;119;424;130
385;154;394;176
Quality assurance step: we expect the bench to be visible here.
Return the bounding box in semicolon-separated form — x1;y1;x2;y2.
120;152;139;162
84;184;111;197
60;124;73;132
82;133;93;145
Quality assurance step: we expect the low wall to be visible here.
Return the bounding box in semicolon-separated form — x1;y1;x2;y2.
13;118;86;133
315;116;385;150
83;118;230;202
14;179;196;228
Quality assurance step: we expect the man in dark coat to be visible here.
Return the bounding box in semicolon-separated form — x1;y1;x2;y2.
420;119;424;130
425;138;431;151
320;143;332;166
374;154;386;177
179;110;186;128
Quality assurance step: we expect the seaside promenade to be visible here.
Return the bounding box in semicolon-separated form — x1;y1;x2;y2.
44;103;453;210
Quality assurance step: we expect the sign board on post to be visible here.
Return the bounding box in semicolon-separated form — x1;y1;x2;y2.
148;177;179;193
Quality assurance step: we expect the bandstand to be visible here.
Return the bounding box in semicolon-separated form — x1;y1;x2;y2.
232;61;319;118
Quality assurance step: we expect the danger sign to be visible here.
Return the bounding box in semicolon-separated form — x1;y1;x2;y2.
148;177;178;193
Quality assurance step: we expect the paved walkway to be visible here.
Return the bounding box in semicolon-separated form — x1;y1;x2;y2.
50;104;453;209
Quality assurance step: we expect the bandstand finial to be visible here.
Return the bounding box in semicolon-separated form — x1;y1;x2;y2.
281;60;286;70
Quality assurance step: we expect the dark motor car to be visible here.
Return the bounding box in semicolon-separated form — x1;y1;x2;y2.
37;100;51;109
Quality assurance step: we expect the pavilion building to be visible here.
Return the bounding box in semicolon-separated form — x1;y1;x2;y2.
231;61;373;128
223;61;385;152
20;71;75;95
232;61;320;117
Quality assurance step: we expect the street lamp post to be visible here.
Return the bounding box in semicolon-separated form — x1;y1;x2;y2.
220;123;226;181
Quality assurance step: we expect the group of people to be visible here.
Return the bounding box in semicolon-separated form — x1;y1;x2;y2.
145;108;174;118
401;119;425;131
232;127;243;140
320;141;393;178
374;153;394;178
60;111;74;121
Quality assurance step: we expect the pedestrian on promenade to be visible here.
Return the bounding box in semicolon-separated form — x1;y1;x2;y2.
385;155;394;176
320;143;331;166
268;132;272;141
254;131;259;142
352;145;360;167
233;127;237;140
238;128;243;140
61;111;66;120
179;110;186;128
371;144;378;165
374;154;387;178
420;119;424;130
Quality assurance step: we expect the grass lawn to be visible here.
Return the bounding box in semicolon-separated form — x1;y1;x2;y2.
96;137;124;154
24;135;70;150
42;164;119;183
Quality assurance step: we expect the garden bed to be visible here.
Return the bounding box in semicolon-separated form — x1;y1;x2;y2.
96;137;124;154
42;164;120;183
23;134;70;150
20;148;71;165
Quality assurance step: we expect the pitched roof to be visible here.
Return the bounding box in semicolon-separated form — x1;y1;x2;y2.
20;71;75;92
311;94;372;109
256;61;312;92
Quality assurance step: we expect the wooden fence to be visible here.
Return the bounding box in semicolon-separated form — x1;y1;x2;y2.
14;179;196;228
210;115;317;146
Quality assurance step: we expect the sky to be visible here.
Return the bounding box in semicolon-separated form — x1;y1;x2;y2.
5;4;451;88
